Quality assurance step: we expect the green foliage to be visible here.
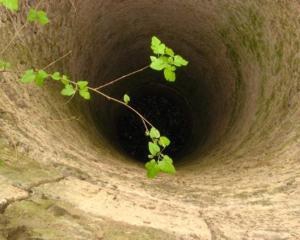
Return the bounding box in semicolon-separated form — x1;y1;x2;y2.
20;69;48;86
51;72;61;81
0;0;18;11
149;127;160;139
150;36;189;82
145;127;176;178
17;32;185;179
145;160;160;178
148;142;161;156
159;136;171;148
0;60;11;71
78;81;90;100
123;94;130;105
20;69;90;100
35;70;48;86
61;84;76;96
21;69;37;84
158;155;175;174
0;159;4;167
27;8;49;25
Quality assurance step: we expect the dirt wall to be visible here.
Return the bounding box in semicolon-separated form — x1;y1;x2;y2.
0;0;299;239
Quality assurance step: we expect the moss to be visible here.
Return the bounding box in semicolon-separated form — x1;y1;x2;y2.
101;221;176;240
2;198;176;240
0;148;62;189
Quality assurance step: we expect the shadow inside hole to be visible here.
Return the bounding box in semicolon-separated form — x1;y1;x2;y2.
114;83;193;163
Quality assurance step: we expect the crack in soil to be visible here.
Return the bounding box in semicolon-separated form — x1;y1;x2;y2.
0;176;67;214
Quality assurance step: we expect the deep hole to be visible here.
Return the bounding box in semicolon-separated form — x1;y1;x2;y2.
91;63;213;166
84;1;239;167
115;82;193;163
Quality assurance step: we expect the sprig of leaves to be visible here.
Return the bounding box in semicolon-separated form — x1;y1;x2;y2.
17;35;185;179
0;0;19;11
20;69;91;100
150;36;188;82
27;8;49;25
145;127;176;178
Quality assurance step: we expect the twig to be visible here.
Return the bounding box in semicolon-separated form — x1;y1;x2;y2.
94;65;149;90
42;50;72;70
7;10;27;47
0;24;27;56
89;87;153;131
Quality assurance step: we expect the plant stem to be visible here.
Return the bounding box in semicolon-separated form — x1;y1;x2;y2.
94;65;149;90
90;87;153;131
0;24;27;56
42;51;72;70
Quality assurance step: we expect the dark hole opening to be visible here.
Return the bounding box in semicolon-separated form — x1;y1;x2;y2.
114;83;193;163
92;62;212;167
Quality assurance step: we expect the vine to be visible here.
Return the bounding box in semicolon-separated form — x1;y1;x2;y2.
0;0;189;178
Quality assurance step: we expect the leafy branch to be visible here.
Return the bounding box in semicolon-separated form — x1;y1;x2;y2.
1;1;190;178
145;127;175;178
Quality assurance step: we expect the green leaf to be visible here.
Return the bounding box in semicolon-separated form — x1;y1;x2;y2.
173;55;189;67
0;0;19;11
151;36;166;55
153;43;166;55
123;94;130;105
0;159;4;167
164;68;176;82
35;70;48;86
158;136;171;148
165;47;174;57
0;60;11;70
145;159;160;179
79;89;91;100
61;84;76;96
27;9;49;25
150;57;167;71
51;72;61;81
77;81;88;89
36;10;49;25
158;155;176;174
149;127;160;139
148;142;160;156
20;69;36;83
27;9;38;22
151;36;161;47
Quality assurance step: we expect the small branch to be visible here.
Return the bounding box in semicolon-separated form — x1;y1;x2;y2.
0;24;27;56
94;65;149;90
89;87;154;131
42;50;72;70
